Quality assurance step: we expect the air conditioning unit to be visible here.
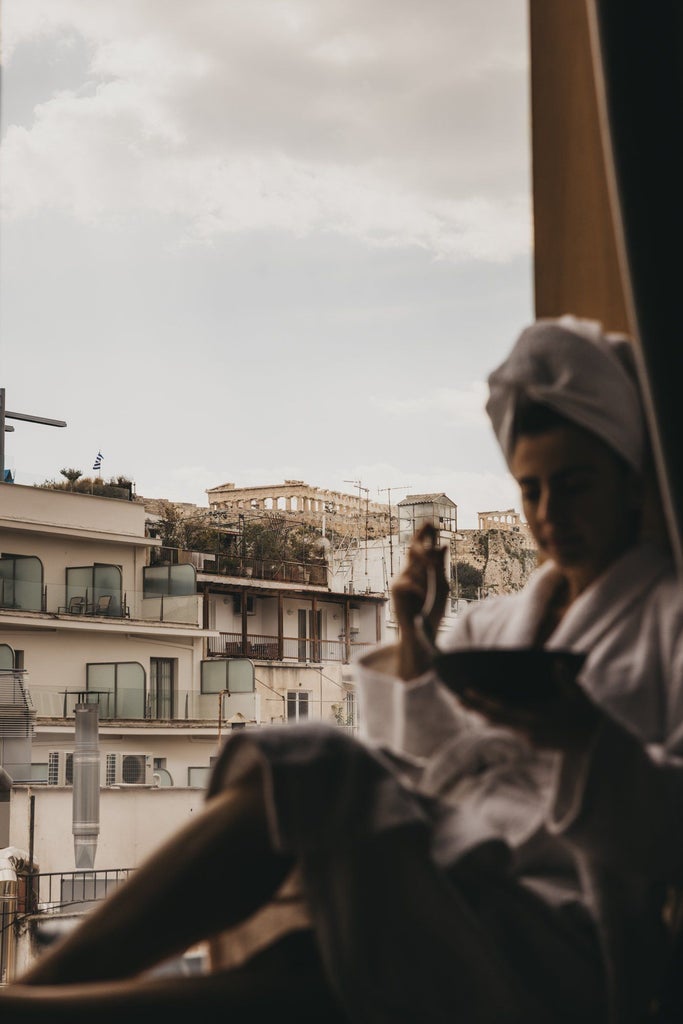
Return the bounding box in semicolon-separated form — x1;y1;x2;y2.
105;752;154;787
232;594;256;615
47;751;73;786
188;552;216;571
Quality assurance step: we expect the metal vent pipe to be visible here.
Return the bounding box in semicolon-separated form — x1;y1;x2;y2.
72;704;100;870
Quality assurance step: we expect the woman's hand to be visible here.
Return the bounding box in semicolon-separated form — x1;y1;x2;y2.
392;523;450;680
456;671;603;753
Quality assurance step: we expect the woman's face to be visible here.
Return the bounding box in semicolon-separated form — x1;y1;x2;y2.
510;423;641;590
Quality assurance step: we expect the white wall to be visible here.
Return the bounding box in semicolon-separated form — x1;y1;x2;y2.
9;785;206;874
0;483;147;537
3;630;198;714
5;784;210;979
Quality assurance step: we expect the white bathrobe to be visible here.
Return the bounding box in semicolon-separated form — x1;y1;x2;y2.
355;538;683;1022
209;538;683;1022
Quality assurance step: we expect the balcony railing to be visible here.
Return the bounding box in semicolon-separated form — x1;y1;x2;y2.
207;631;373;663
152;547;328;587
29;686;357;725
24;869;134;915
0;585;204;627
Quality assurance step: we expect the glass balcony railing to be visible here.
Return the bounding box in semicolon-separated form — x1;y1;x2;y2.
31;686;231;721
28;686;356;727
0;585;204;626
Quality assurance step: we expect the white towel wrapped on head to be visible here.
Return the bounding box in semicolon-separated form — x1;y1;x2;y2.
486;314;645;473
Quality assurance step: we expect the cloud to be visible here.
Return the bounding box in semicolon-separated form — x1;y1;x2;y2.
375;381;490;425
1;0;531;261
1;0;533;523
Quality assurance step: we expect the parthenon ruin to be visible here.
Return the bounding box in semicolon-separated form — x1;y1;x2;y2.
477;509;529;534
206;480;392;537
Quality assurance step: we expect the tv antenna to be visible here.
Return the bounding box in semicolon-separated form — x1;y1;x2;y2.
378;485;412;578
344;479;371;575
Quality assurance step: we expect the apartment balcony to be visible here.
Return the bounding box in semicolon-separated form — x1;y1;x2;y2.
2;867;207;983
22;868;135;915
28;683;355;725
29;686;239;722
207;631;373;663
0;585;203;628
153;547;329;588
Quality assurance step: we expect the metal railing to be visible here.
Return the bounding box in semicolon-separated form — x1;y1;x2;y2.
207;631;373;663
21;869;134;915
0;584;203;627
151;547;328;587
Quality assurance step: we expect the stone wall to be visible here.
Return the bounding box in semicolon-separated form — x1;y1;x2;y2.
454;527;538;597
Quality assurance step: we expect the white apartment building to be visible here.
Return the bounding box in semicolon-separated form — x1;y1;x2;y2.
0;483;385;833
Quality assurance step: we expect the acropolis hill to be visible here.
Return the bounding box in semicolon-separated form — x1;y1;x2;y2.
141;481;538;597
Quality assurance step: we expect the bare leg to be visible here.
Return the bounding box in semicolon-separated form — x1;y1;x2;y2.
18;773;294;986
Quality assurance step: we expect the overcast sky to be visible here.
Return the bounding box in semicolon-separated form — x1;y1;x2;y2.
0;0;533;528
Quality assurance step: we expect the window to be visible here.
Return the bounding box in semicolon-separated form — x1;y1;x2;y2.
311;608;323;661
345;691;356;729
0;644;15;669
150;658;175;718
287;691;309;722
143;563;196;597
25;763;49;783
436;502;457;532
0;554;43;611
86;661;146;719
66;563;122;616
188;766;212;789
297;609;308;662
201;658;254;694
232;594;255;615
297;608;322;661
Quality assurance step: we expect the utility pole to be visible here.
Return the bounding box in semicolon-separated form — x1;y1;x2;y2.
0;388;67;481
378;485;412;579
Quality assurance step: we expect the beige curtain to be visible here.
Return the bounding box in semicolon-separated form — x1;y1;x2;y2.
528;0;682;570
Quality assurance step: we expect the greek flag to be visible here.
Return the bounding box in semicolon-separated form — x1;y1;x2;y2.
93;451;103;471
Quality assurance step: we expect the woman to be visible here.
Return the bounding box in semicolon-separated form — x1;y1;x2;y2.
3;315;683;1023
